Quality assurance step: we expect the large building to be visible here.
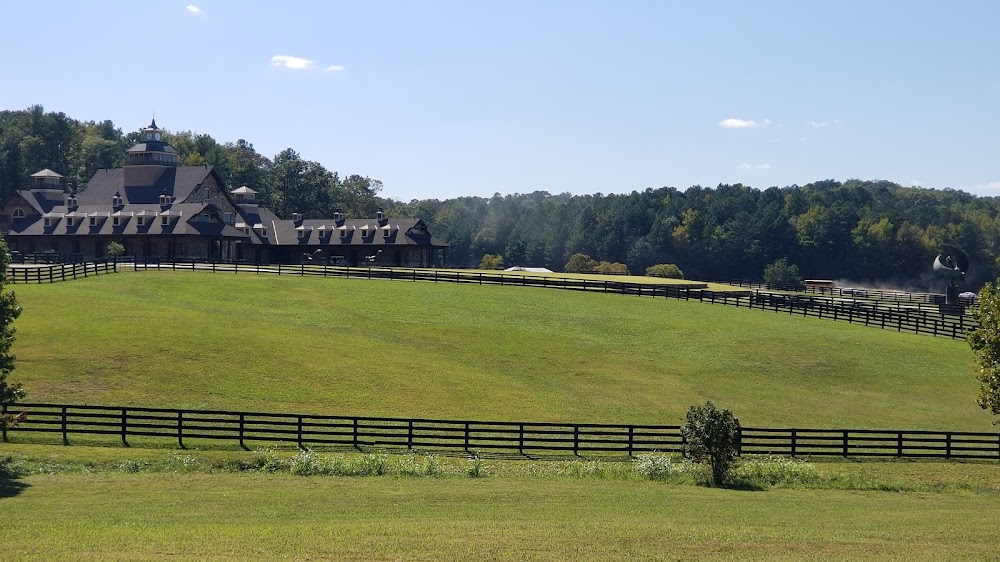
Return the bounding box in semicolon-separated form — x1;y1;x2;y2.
0;121;449;267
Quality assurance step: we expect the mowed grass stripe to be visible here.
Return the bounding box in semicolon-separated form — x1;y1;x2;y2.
9;271;985;430
2;474;999;561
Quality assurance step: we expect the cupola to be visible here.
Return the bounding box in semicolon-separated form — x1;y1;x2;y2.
126;119;179;166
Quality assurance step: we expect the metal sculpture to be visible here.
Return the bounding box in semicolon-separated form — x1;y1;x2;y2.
302;249;324;262
932;244;969;305
363;249;383;265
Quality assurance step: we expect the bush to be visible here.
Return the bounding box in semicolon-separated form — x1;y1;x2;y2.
106;241;125;259
681;402;741;486
763;258;805;291
478;254;504;270
596;261;630;275
564;253;598;273
645;263;684;279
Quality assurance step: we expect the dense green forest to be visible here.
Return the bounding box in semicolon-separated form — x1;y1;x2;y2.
2;106;999;288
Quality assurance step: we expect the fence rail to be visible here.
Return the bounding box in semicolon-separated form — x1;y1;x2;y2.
5;403;999;460
7;261;118;284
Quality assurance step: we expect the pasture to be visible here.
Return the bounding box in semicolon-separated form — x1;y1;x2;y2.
7;270;987;430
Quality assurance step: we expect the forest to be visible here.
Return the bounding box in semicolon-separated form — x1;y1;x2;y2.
2;106;999;289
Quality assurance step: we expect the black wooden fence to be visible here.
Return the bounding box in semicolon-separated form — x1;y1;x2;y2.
131;260;976;339
7;261;118;284
5;403;999;460
5;260;979;339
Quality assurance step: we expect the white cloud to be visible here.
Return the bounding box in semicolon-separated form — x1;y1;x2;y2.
976;181;1000;191
324;65;345;72
718;118;758;129
271;55;314;70
762;119;773;126
737;163;773;170
186;4;201;15
807;119;840;128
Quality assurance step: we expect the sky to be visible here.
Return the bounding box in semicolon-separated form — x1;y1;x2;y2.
2;1;999;202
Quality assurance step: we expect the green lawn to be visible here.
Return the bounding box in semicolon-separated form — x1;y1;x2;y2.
2;470;999;561
8;270;987;430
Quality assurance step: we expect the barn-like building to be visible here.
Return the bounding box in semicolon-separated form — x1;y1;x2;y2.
0;121;448;267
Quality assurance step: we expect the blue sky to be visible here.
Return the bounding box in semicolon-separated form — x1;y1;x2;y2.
2;1;999;201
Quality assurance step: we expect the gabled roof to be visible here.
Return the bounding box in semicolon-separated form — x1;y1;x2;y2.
230;186;257;194
31;169;64;179
80;165;222;205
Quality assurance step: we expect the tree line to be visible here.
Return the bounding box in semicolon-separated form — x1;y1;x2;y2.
3;106;1000;289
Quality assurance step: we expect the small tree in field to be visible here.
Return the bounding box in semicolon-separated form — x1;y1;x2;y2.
967;281;1000;420
564;253;598;273
646;263;684;279
0;237;24;440
681;402;741;486
763;258;805;291
107;241;125;262
478;254;504;270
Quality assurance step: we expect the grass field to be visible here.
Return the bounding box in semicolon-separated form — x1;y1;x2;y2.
8;270;987;430
3;468;999;561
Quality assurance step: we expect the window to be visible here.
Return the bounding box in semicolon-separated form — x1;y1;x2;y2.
137;216;146;226
113;217;121;227
243;227;251;235
383;229;392;238
224;212;232;224
361;228;369;237
297;230;306;239
90;216;97;226
161;216;169;225
66;218;75;227
12;208;24;218
340;229;348;238
44;217;52;227
260;229;267;237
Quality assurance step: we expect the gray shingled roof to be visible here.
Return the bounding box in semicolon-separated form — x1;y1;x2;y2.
81;166;219;204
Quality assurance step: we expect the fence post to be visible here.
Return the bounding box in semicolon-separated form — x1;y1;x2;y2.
238;413;246;449
464;422;470;452
518;424;525;455
121;408;128;447
62;406;68;445
297;416;304;449
627;426;634;457
408;420;414;450
790;429;797;457
842;430;848;457
178;411;184;448
353;418;359;449
573;425;580;456
897;432;903;457
945;432;952;459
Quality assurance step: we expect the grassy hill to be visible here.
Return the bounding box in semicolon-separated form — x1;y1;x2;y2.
9;270;987;430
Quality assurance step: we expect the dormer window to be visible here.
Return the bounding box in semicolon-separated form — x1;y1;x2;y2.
376;210;385;220
297;230;306;239
383;227;393;238
361;227;369;237
333;212;343;221
89;216;97;226
137;216;146;226
44;217;52;227
223;212;232;224
292;213;302;222
113;216;121;227
159;194;168;205
244;227;251;235
112;193;123;207
12;209;24;218
66;217;75;227
161;215;169;225
339;228;349;238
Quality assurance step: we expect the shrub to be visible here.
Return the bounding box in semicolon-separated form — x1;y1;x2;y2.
596;261;630;275
681;402;741;486
467;455;485;478
478;254;504;270
730;456;819;488
564;253;598;273
645;263;684;279
763;258;805;291
290;448;320;476
106;241;125;259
